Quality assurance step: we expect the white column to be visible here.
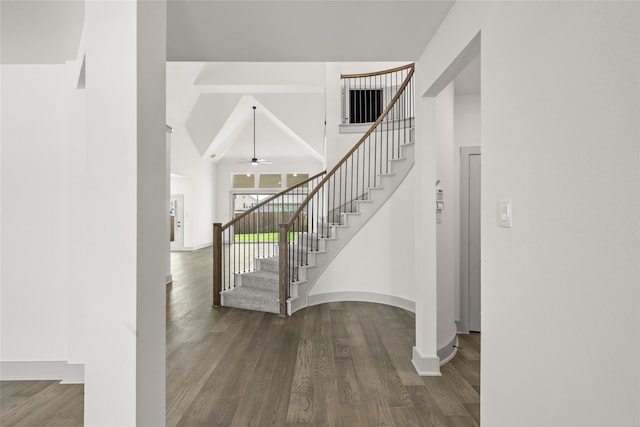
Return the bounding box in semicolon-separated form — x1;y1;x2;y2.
65;58;87;371
411;92;440;375
434;82;458;360
135;2;168;425
84;1;166;425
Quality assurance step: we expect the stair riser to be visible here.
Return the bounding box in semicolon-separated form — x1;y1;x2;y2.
236;273;279;292
222;292;278;314
256;258;279;274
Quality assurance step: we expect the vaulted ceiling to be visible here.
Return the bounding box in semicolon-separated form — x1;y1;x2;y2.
167;62;327;164
2;1;465;165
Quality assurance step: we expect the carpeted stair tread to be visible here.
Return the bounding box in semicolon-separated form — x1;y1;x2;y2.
222;286;279;314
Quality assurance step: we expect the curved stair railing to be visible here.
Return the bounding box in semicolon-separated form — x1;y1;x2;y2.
212;171;326;307
279;64;415;314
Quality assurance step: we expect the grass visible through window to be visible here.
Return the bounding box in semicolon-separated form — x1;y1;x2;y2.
234;232;296;242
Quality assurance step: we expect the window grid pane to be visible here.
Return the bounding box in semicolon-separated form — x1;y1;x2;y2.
259;174;282;188
286;173;309;187
232;174;255;188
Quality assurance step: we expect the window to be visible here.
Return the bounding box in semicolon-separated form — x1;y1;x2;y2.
349;89;383;124
286;173;309;187
259;174;282;188
232;174;255;188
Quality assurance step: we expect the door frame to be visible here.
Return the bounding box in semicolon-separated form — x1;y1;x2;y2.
459;146;481;333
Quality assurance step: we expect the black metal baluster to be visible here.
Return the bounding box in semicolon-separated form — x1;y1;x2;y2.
350;152;354;212
221;228;225;291
338;165;342;223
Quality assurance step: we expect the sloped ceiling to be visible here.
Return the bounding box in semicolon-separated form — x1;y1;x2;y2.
168;62;327;164
0;0;84;64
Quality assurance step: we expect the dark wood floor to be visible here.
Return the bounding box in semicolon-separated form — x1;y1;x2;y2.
1;247;480;427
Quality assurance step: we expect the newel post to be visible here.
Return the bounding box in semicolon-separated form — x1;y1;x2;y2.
278;224;289;316
213;223;222;307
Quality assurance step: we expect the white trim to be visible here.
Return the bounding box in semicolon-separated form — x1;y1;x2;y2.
308;291;415;312
339;118;416;135
411;347;441;376
459;146;481;335
171;242;212;252
439;334;459;365
1;361;84;384
193;242;213;250
165;274;173;284
288;294;309;315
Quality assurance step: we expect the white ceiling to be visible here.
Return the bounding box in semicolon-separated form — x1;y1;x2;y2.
0;0;84;64
167;1;455;62
1;1;454;64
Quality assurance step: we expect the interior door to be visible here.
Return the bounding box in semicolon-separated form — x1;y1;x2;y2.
170;195;184;251
460;147;481;333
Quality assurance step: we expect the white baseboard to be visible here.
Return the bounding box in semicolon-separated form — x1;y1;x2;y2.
438;334;458;365
171;242;212;252
1;361;84;384
193;242;213;250
411;347;441;376
308;291;415;313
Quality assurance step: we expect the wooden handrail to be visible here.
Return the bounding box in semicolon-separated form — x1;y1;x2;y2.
287;64;415;229
340;63;414;80
221;170;326;232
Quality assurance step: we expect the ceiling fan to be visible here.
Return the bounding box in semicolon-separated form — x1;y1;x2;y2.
238;106;272;166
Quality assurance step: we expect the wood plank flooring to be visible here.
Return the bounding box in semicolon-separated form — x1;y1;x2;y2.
1;246;480;426
0;380;83;426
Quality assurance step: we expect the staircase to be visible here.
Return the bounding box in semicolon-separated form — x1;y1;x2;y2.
221;140;414;314
214;63;416;315
221;257;280;313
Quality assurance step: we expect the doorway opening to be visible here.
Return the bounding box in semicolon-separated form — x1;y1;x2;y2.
170;194;184;251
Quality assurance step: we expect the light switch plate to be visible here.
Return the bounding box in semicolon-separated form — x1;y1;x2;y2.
497;200;512;228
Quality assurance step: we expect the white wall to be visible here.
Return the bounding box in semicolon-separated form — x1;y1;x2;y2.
418;1;640;425
309;169;415;307
1;65;70;363
454;95;480;148
170;124;215;249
